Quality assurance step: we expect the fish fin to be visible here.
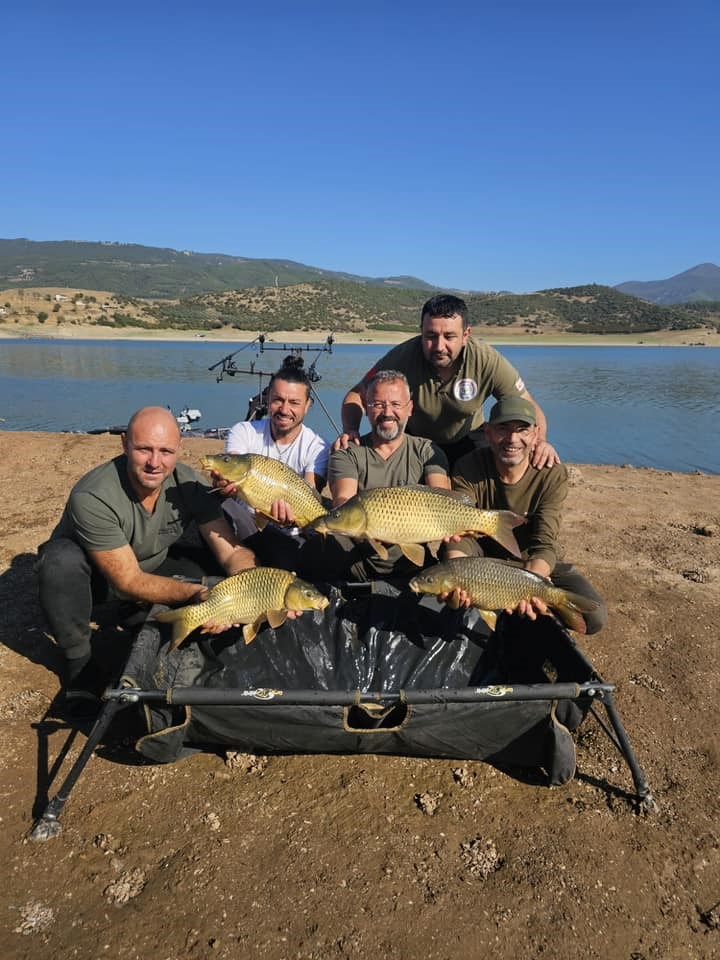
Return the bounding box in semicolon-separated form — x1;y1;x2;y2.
399;542;426;567
477;609;498;632
153;608;194;651
254;513;270;531
267;609;288;629
426;540;442;559
243;621;259;644
488;511;527;559
446;588;462;611
369;538;389;560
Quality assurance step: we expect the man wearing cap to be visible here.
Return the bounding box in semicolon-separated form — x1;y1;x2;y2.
338;294;560;469
446;395;606;633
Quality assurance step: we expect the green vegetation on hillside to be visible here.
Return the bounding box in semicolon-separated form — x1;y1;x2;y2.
466;284;708;334
0;239;434;298
146;281;430;332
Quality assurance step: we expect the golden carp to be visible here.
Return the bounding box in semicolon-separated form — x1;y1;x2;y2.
409;556;597;634
309;484;525;566
201;453;327;529
153;567;330;649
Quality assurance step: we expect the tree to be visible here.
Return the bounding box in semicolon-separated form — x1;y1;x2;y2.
38;311;48;323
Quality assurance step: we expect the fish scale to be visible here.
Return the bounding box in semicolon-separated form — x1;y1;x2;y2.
311;484;525;562
153;567;329;648
409;556;597;634
201;453;327;527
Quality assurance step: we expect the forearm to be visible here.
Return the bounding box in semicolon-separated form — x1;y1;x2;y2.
523;389;548;442
524;556;552;579
113;568;209;605
341;387;366;434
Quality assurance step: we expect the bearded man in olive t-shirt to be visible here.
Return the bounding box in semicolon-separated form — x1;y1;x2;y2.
338;294;560;469
301;370;450;580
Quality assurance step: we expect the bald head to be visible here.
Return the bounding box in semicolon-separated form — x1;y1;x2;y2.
126;406;181;444
123;406;181;498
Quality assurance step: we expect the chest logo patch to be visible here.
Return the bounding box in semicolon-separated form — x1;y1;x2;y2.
454;378;478;402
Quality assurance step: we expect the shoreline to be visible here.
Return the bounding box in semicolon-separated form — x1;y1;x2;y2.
0;428;715;476
1;322;718;348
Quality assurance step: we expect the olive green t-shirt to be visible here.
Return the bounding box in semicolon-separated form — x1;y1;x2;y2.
50;456;223;572
450;447;568;570
363;336;525;444
328;433;449;488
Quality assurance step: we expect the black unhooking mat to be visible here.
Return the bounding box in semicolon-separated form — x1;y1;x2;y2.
122;582;595;786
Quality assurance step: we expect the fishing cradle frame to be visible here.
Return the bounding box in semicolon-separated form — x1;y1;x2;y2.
30;613;655;842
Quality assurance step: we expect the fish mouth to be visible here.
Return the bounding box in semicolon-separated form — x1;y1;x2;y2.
408;578;421;593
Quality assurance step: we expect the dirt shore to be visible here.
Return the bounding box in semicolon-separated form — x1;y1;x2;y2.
0;431;719;960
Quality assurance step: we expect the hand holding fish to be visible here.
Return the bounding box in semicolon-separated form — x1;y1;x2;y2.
507;596;550;620
269;498;297;526
210;469;238;498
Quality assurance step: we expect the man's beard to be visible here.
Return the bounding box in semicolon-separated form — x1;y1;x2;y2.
374;417;406;441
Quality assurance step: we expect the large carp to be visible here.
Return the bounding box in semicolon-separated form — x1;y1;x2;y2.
309;485;525;566
201;453;327;529
153;567;330;649
409;556;597;633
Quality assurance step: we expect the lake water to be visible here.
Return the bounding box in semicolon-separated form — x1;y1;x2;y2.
0;338;718;474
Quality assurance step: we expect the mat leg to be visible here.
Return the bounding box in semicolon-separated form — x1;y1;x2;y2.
599;691;657;813
29;698;124;841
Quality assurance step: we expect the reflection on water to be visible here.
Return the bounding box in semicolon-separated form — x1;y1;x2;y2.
0;340;718;474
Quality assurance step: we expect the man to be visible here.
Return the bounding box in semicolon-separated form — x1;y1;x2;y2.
446;395;606;634
338;294;559;469
37;406;257;698
305;370;450;580
220;365;330;566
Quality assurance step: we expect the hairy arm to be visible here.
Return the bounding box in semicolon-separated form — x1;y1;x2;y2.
521;389;560;469
337;381;366;449
198;516;256;574
330;476;358;508
89;545;209;605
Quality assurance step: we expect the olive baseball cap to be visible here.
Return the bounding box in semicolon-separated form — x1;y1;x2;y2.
488;396;536;426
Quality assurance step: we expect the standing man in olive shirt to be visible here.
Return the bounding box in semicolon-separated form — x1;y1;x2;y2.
37;406;257;696
447;396;605;634
338;294;560;469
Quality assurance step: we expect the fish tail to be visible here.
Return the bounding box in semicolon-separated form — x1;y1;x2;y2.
153;608;196;651
549;591;597;635
489;511;526;558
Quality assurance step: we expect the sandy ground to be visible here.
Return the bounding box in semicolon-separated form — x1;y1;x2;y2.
0;430;719;960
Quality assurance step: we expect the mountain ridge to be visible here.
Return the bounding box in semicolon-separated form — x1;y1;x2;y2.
614;263;720;304
0;238;437;298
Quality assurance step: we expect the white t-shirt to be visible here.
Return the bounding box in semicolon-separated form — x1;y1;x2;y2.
223;418;330;538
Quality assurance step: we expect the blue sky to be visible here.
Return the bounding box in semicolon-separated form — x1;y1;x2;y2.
3;0;718;292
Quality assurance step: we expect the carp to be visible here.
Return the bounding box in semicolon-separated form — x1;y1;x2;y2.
153;567;330;649
201;453;327;529
309;484;525;566
409;556;597;633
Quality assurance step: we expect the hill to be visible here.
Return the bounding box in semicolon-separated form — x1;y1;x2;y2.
615;263;720;304
464;284;708;335
0;238;435;298
1;282;715;339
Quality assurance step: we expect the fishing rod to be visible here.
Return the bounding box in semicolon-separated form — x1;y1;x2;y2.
208;333;335;384
208;333;340;432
